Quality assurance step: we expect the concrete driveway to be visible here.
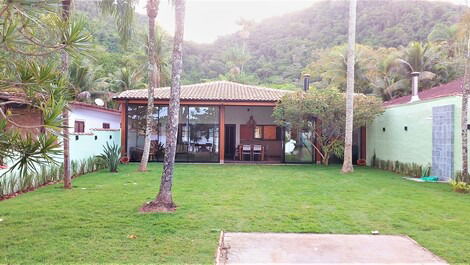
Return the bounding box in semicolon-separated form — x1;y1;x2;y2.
217;233;447;264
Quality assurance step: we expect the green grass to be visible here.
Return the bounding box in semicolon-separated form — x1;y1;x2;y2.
0;164;469;264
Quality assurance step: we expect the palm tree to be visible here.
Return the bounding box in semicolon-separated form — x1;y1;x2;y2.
139;0;160;172
99;0;137;48
341;0;356;173
141;0;185;212
459;10;470;182
61;0;72;189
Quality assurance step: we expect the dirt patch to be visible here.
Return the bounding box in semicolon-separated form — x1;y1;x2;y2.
139;200;176;213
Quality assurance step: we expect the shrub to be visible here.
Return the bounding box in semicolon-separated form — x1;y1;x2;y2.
371;156;431;178
451;180;470;193
97;142;120;173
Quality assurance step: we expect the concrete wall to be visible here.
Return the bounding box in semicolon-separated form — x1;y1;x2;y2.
69;129;121;161
366;96;467;177
69;106;120;133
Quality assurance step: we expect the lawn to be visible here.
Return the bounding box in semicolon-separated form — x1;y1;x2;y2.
0;164;469;264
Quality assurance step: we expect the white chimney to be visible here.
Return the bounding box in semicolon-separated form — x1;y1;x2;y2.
410;72;420;103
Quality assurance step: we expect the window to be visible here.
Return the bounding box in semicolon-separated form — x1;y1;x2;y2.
254;125;263;139
253;125;281;140
74;121;85;133
102;123;110;129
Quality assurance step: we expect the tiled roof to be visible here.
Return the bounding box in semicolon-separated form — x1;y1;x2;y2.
114;81;291;102
70;101;121;114
383;78;464;107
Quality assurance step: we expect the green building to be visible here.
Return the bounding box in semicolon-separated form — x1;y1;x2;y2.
366;78;465;181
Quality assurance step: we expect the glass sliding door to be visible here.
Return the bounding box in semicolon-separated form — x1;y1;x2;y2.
284;128;314;163
176;106;189;162
127;104;219;163
127;104;158;162
188;106;219;162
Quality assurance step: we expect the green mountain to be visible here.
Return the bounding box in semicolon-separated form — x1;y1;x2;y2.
183;0;464;84
76;0;464;86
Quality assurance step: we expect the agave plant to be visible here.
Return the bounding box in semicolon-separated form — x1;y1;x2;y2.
97;142;121;173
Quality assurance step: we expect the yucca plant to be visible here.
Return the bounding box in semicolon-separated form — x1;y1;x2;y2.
97;142;121;173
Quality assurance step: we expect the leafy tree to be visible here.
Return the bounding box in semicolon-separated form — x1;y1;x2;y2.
273;88;383;165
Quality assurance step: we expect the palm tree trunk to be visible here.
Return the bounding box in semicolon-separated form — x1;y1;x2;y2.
341;0;357;173
139;0;160;172
62;0;72;189
460;32;470;182
141;0;185;212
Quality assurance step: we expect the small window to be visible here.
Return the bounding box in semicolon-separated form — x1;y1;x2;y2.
254;126;263;139
75;135;79;141
404;126;408;131
94;135;98;140
74;121;85;133
103;123;110;129
109;135;112;139
382;127;386;132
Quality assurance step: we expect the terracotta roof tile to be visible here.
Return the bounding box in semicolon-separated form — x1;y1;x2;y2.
384;78;464;107
114;81;290;102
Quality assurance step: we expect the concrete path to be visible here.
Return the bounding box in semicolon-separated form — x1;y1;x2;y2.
217;233;447;264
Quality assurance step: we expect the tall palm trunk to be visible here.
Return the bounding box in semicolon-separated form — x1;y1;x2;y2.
141;0;185;212
460;30;470;181
62;0;72;189
139;0;160;172
341;0;357;173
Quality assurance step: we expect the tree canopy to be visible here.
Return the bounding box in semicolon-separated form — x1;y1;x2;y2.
273;88;383;165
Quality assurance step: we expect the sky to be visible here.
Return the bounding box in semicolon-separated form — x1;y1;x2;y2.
136;0;315;43
136;0;468;44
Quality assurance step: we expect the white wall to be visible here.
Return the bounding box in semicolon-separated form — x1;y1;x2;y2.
69;106;120;133
225;106;276;146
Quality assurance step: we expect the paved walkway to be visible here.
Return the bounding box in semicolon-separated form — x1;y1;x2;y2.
217;233;447;264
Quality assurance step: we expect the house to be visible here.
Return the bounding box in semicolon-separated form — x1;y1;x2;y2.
0;93;121;165
69;101;121;133
0;92;44;136
366;78;465;181
114;80;367;164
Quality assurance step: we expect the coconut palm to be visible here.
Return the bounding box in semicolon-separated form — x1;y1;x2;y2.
341;0;357;173
139;0;161;172
459;10;470;181
61;0;73;189
385;42;440;96
141;0;186;212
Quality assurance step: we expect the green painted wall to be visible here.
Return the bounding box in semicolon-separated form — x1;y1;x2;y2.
366;96;467;175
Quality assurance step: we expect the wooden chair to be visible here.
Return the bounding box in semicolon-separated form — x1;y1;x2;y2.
241;144;252;161
253;144;264;161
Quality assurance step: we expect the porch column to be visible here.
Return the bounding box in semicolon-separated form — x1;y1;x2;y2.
360;126;366;160
120;101;127;157
219;105;225;164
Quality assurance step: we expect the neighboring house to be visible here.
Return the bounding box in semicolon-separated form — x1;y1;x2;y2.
0;93;121;166
366;78;465;181
0;92;44;136
114;80;367;164
69;101;121;133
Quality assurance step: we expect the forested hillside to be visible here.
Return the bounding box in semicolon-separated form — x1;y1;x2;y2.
183;0;464;85
73;0;465;103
